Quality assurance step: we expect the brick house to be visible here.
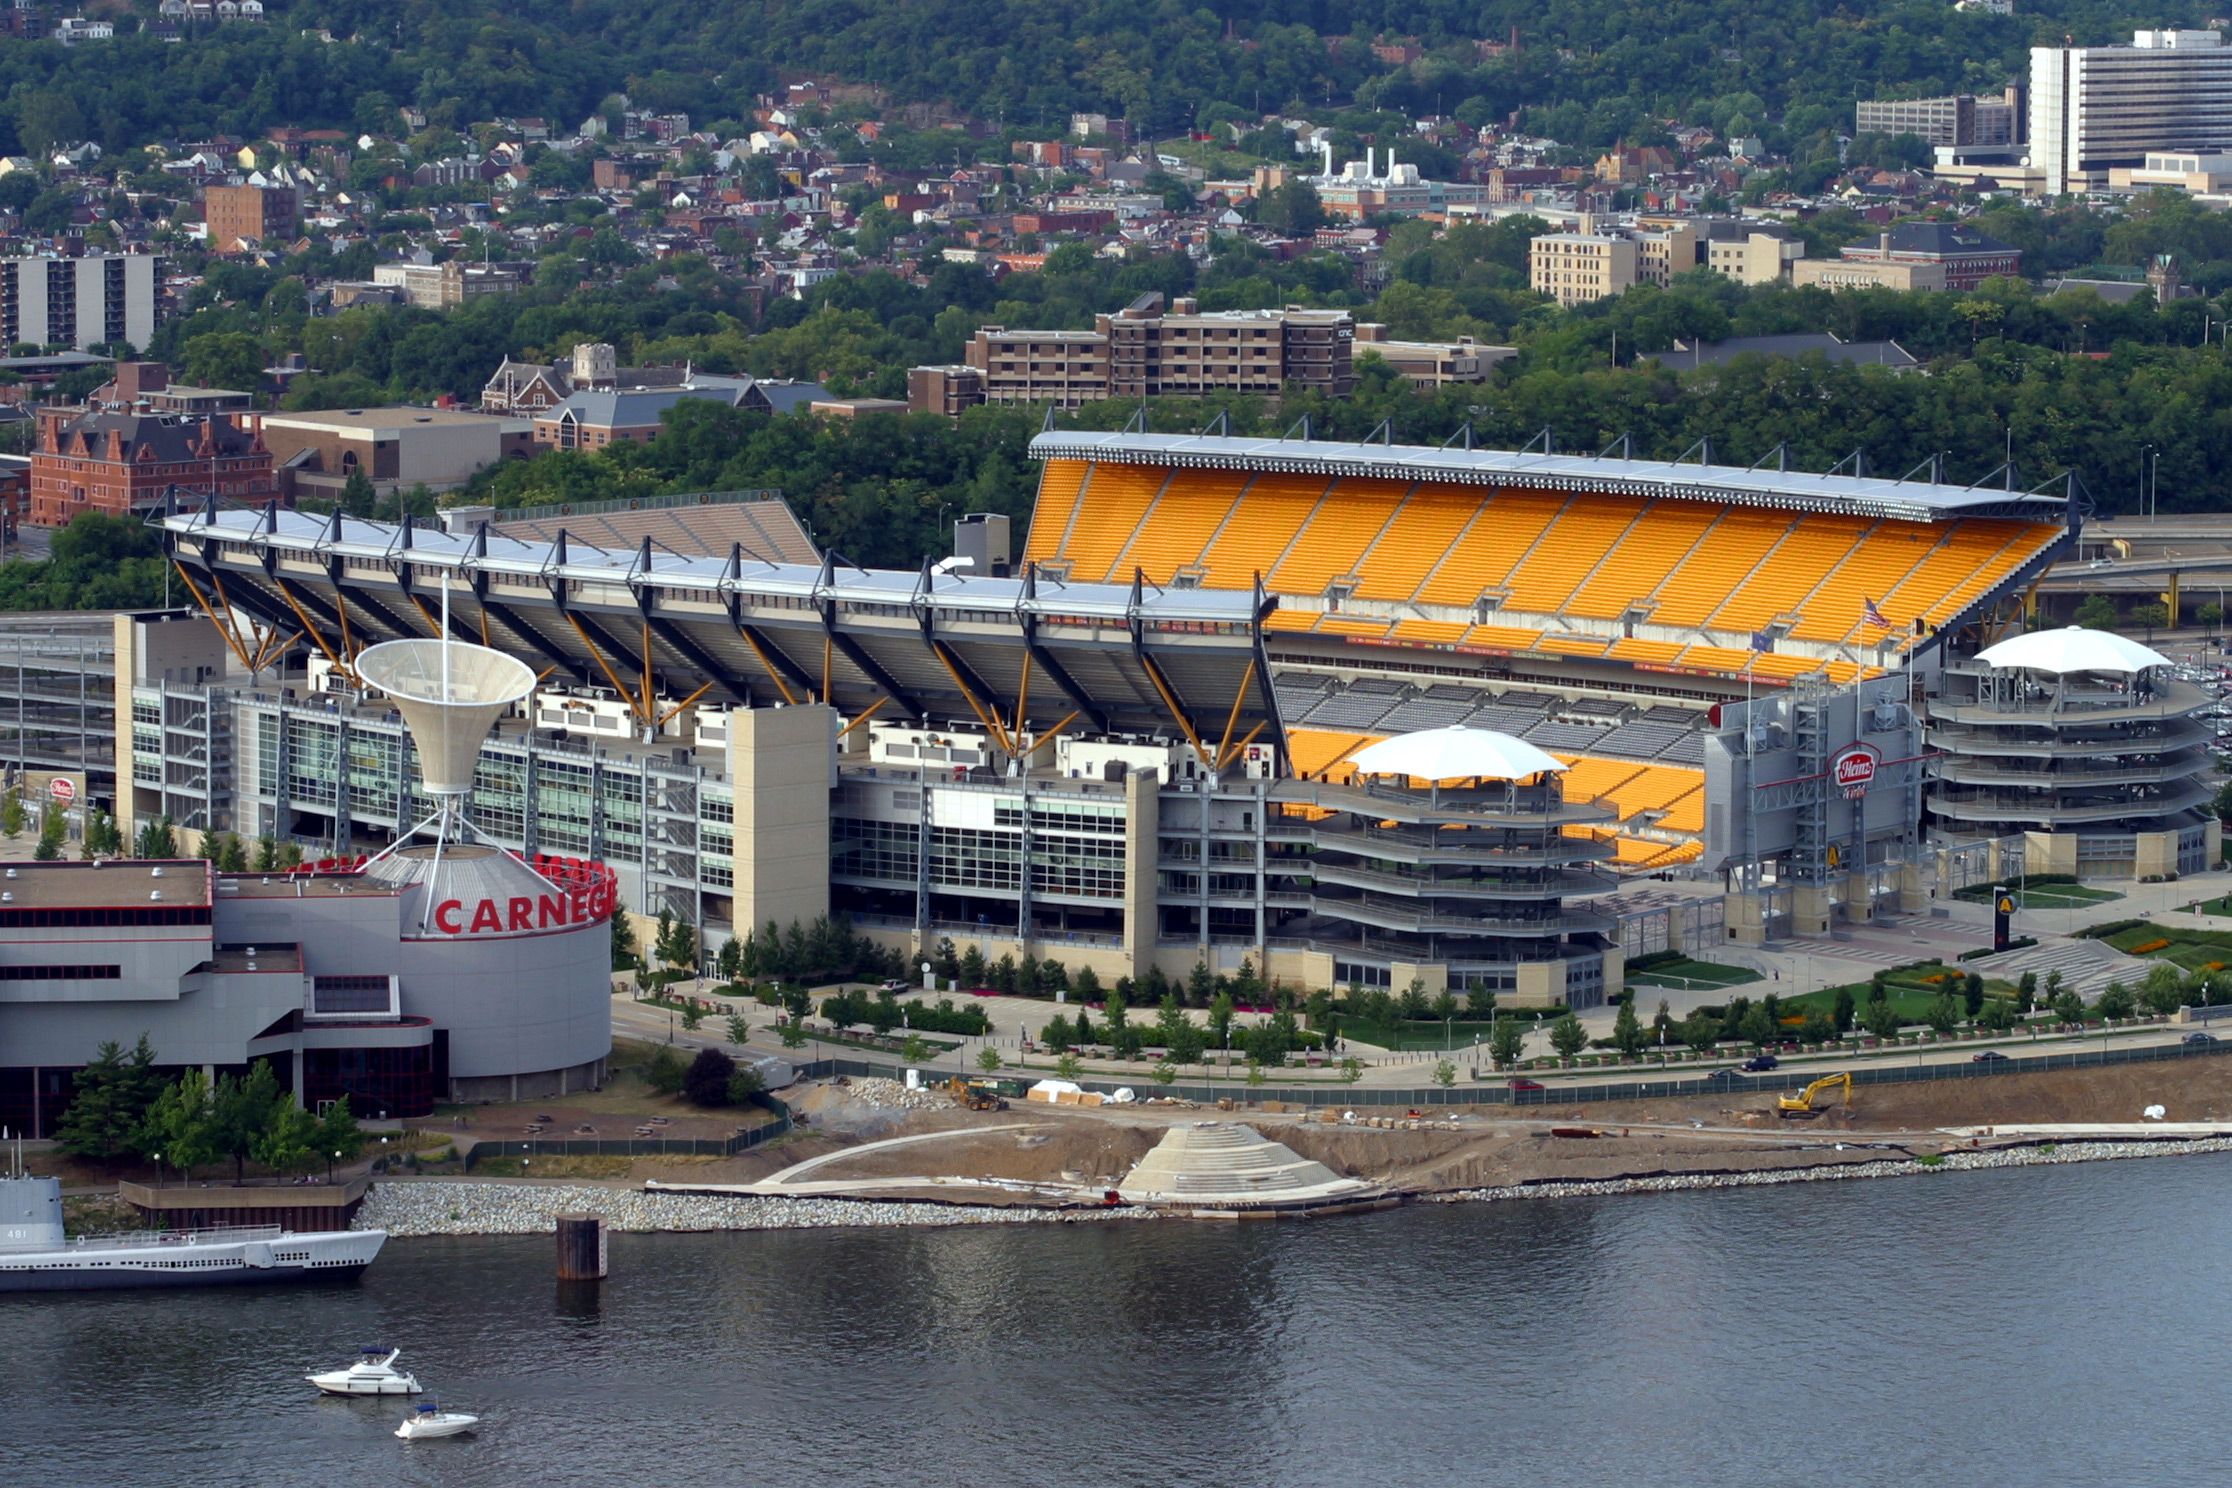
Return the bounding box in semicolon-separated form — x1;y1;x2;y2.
29;409;279;525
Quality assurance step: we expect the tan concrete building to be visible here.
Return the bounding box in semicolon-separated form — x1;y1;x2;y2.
1791;256;1945;291
259;405;535;499
1351;326;1513;386
1530;230;1641;306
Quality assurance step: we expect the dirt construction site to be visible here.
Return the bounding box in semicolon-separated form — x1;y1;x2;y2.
614;1057;2232;1203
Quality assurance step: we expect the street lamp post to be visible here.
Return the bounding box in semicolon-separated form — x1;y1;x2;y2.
153;1152;162;1190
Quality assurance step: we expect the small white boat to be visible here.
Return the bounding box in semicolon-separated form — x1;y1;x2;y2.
396;1403;479;1440
307;1345;422;1396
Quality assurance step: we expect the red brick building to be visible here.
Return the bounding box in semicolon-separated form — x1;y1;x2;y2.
29;409;280;526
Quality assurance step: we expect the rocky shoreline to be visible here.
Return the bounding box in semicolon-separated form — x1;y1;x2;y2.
353;1181;1152;1237
1432;1135;2232;1205
352;1137;2232;1236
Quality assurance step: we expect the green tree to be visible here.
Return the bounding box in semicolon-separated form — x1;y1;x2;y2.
778;1020;808;1050
0;787;23;839
1054;1052;1081;1081
900;1034;928;1063
1978;996;2016;1034
133;815;177;859
1679;1011;1720;1052
1832;986;1857;1034
1433;1058;1457;1088
2096;981;2136;1020
251;1098;319;1177
1549;1012;1588;1059
1207;991;1236;1051
680;1002;704;1032
253;835;279;873
139;1068;218;1180
210;1060;288;1184
683;1047;736;1106
1152;1060;1176;1086
32;808;63;861
644;1045;686;1094
316;1095;364;1167
1339;1056;1362;1084
610;911;639;972
725;1012;750;1045
1865;998;1904;1041
1245;1059;1267;1087
1611;998;1645;1057
1962;973;1986;1018
2052;988;2087;1026
54;1034;163;1162
1925;994;1959;1035
976;1046;1003;1074
1489;1018;1525;1069
2142;960;2186;1014
2074;593;2118;630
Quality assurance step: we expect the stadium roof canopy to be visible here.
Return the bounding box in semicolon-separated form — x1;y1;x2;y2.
1347;726;1566;782
156;503;1284;764
1029;430;2073;525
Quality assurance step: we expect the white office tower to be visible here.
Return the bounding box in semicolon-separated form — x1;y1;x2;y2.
2031;30;2232;194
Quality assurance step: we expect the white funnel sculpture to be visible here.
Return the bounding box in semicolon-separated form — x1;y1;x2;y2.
355;639;535;797
355;634;536;926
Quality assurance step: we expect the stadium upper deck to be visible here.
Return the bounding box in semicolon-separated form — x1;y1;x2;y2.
1024;431;2073;681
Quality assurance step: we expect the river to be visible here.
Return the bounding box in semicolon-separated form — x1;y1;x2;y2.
9;1154;2227;1486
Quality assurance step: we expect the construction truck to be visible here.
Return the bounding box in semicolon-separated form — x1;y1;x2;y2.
946;1076;1009;1112
1777;1072;1854;1118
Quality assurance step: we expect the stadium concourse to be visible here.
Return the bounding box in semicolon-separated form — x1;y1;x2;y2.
1022;428;2073;875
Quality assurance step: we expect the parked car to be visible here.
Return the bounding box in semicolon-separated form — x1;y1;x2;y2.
1742;1054;1779;1072
878;979;910;994
1702;1068;1746;1085
2183;1031;2219;1047
1507;1078;1545;1093
1971;1050;2010;1064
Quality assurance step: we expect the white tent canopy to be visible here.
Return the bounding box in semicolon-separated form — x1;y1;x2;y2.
1346;725;1567;782
1973;626;2170;676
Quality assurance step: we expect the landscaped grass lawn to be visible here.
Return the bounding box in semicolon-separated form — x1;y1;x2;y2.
1625;955;1761;990
1952;881;2121;910
2102;922;2232;974
1341;1019;1504;1052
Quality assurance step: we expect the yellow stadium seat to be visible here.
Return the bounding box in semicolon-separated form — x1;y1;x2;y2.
1464;624;1545;652
1647;511;1791;627
1024;459;1091;563
1112;469;1249;584
1391;618;1469;643
1565;502;1722;619
1263;609;1318;633
1318;614;1392;637
1060;462;1169;581
1352;493;1483;600
1268;478;1409;593
1707;515;1870;631
1415;493;1568;605
1501;496;1645;614
1609;637;1686;666
1537;632;1611;657
1198;474;1331;588
1787;520;1939;641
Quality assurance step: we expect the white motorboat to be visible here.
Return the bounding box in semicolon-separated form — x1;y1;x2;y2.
307;1346;422;1396
396;1403;479;1440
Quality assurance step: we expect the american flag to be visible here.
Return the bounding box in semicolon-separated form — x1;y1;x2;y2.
1862;596;1890;628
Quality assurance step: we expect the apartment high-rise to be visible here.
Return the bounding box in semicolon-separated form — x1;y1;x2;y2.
0;253;162;353
2031;30;2232;194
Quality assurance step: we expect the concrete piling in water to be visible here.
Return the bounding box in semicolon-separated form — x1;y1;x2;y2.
556;1212;607;1280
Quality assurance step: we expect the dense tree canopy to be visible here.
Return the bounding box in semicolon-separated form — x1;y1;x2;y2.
0;1;2207;160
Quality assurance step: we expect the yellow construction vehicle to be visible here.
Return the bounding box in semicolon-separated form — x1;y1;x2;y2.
945;1076;1008;1112
1776;1072;1854;1117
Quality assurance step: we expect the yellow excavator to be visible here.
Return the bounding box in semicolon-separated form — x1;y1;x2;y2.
946;1076;1009;1112
1777;1072;1854;1117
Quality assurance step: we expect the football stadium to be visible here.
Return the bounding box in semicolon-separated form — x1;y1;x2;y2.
124;425;2216;1012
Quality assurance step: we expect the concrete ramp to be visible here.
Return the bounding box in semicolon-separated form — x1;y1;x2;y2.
1117;1122;1377;1214
1969;937;2151;1000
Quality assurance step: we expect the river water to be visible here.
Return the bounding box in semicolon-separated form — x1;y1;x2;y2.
9;1154;2228;1486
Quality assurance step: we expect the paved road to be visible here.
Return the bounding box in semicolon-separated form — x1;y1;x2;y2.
606;984;2213;1098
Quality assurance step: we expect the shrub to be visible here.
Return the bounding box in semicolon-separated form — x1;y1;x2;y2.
645;1046;685;1095
683;1047;738;1107
2076;918;2149;941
